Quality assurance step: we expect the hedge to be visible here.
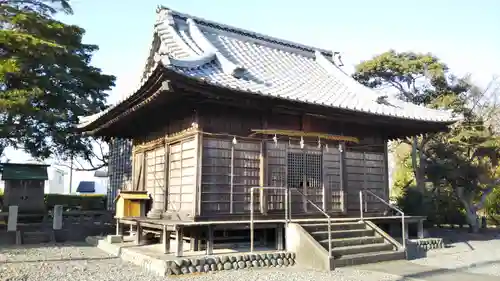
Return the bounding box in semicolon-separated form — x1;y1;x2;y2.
45;194;107;211
0;193;107;211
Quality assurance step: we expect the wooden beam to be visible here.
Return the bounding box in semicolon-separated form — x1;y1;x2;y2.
175;225;184;257
206;225;214;255
135;221;142;245
339;142;347;214
162;225;170;254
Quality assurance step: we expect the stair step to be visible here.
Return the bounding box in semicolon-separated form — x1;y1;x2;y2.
22;231;52;244
311;229;374;239
332;243;394;257
334;250;406;267
301;222;365;232
321;236;385;248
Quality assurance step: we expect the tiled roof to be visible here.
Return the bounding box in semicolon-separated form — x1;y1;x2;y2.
1;163;49;181
77;7;460;128
76;181;96;193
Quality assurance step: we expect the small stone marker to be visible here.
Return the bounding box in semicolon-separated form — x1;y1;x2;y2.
53;205;63;230
7;205;18;232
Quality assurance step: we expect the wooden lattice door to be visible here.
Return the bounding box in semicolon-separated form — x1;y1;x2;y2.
287;148;323;213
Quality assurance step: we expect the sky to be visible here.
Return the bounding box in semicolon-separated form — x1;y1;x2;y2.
4;0;500;191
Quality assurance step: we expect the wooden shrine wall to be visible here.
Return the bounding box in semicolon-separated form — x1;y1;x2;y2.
144;146;166;212
323;146;343;212
200;137;261;216
344;149;388;213
167;137;198;218
266;142;343;214
199;138;348;217
130;107;199;217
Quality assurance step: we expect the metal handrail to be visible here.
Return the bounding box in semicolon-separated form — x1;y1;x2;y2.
359;189;406;249
290;188;332;257
250;186;289;253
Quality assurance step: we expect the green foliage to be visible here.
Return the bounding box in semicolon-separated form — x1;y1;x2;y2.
391;143;414;197
396;186;466;226
354;50;500;229
0;192;106;211
0;1;115;161
484;188;500;215
353;50;449;105
45;194;107;211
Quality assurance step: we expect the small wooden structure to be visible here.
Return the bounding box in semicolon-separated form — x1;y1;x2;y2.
77;7;458;256
1;163;48;214
115;191;150;218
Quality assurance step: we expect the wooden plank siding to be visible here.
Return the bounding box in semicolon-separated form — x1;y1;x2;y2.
125;105;391;220
266;141;287;212
144;147;166;212
345;150;388;213
323;146;343;212
200;137;261;216
198;137;366;218
167;137;197;219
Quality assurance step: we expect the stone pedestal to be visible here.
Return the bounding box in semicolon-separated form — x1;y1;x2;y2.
107;235;123;244
147;209;163;219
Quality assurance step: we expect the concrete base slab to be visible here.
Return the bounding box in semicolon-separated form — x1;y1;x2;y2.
106;235;123;244
354;260;500;281
86;236;296;276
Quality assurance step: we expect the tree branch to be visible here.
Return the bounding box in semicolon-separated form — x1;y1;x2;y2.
473;185;496;211
54;160;106;172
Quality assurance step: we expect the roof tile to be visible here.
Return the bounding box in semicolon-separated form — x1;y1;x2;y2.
78;7;460;129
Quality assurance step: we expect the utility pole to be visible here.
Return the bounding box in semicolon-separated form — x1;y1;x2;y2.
69;156;73;194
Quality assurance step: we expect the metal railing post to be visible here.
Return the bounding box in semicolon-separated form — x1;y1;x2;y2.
284;187;289;226
359;190;364;221
249;186;289;254
290;188;332;258
361;189;406;251
327;218;332;256
250;187;255;253
402;214;406;249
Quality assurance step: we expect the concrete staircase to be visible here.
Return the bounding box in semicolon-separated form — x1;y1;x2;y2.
300;221;405;267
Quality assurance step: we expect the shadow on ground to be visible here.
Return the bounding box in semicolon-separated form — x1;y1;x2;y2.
392;259;500;281
428;227;500;251
2;256;117;264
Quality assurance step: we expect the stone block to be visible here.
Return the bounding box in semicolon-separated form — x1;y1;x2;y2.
106;235;123;244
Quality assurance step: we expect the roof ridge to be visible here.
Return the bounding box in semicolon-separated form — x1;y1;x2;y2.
156;5;334;57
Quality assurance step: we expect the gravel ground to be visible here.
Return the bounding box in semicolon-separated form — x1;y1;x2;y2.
0;243;413;281
410;237;500;277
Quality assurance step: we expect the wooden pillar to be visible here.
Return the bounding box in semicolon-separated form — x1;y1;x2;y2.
259;141;268;215
175;226;184;257
383;140;390;201
276;226;284;251
206;225;214;255
162;225;170;254
417;220;425;239
322;146;329;212
259;229;266;246
190;230;200;251
134;221;142;245
403;222;409;240
116;220;123;236
164;139;170;214
339;142;347;214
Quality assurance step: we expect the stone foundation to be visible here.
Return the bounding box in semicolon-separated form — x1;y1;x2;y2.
166;252;296;275
86;236;296;277
406;238;445;260
410;238;444;251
